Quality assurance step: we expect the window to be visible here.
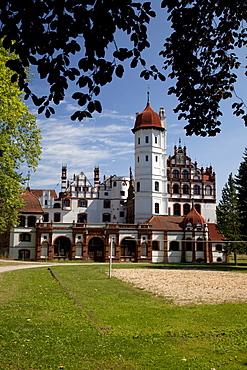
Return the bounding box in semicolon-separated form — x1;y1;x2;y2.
155;136;158;144
155;181;159;191
120;200;125;205
183;185;189;194
173;184;179;194
27;216;36;227
45;200;48;205
170;241;179;251
145;136;149;143
195;204;201;214
155;155;158;162
120;191;125;196
197;238;204;251
54;213;61;222
174;203;181;215
216;244;222;251
137;156;139;163
102;213;111;222
64;199;70;207
104;192;108;196
173;170;179;179
78;200;87;207
138;137;140;144
43;213;49;222
77;213;87;223
145;155;148;162
20;233;31;242
183;204;190;215
185;238;192;251
205;186;212;195
155;203;159;214
104;200;111;208
137;182;140;192
82;186;89;191
152;241;159;250
113;181;117;187
19;216;25;227
119;211;125;217
141;242;147;257
193;185;200;195
182;170;189;179
54;203;60;208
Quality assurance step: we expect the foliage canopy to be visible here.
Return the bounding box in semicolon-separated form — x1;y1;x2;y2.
0;1;247;136
0;44;42;233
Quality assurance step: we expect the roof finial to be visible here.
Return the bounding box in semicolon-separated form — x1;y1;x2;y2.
178;138;182;148
27;170;30;188
147;84;150;103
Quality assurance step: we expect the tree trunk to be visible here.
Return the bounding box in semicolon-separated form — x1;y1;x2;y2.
234;252;237;265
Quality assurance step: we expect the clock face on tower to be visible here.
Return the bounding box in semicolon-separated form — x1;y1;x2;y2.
176;153;184;164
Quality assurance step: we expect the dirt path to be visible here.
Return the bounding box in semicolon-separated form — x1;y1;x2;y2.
112;268;247;305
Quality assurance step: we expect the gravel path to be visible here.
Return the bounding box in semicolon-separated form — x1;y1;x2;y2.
112;268;247;305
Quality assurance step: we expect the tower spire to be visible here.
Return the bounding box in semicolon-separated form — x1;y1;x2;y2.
147;84;150;103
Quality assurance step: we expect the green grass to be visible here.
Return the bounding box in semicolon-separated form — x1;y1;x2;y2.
0;265;247;369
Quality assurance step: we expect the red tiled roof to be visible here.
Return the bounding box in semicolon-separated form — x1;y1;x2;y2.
208;223;225;241
182;207;205;228
146;216;184;231
18;188;44;214
31;189;57;198
132;103;164;132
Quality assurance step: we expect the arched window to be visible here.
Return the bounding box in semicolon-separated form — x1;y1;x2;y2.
197;238;204;251
215;244;222;251
145;136;149;143
54;213;61;222
173;170;179;179
173;184;179;194
183;184;189;194
155;203;159;214
183;204;190;215
205;186;212;195
182;170;189;179
141;242;148;257
185;238;192;251
152;241;159;250
193;185;200;195
155;181;159;191
169;241;179;251
137;182;140;192
27;216;36;227
19;216;25;227
43;213;49;222
174;203;181;215
195;204;201;214
54;202;60;208
102;213;111;222
103;200;111;208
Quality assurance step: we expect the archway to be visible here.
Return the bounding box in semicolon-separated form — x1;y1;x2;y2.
120;237;137;261
88;237;105;262
54;236;71;259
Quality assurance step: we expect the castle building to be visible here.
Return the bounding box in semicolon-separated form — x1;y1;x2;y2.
3;101;226;263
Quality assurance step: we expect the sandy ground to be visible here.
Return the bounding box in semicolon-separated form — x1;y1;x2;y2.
112;268;247;305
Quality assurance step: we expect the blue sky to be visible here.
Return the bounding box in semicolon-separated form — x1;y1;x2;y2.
26;2;247;202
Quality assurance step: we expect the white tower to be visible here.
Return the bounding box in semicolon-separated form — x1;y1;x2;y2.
132;101;168;223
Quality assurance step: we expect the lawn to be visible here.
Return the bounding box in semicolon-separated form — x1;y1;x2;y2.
0;264;247;369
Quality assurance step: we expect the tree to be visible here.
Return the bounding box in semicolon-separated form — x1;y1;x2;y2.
0;1;246;136
216;173;244;264
0;43;42;233
235;147;247;239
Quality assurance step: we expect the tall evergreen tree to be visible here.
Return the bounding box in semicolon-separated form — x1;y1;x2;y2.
216;173;243;264
235;147;247;239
